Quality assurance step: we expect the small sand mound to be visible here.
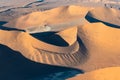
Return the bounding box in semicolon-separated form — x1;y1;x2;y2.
68;67;120;80
86;7;120;27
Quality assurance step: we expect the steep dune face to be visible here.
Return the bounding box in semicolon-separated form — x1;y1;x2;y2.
68;67;120;80
76;23;120;71
0;26;86;66
86;7;120;27
4;5;91;32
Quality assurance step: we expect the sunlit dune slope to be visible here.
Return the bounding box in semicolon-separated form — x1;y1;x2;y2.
68;67;120;80
86;7;120;27
4;5;91;31
75;23;120;71
0;26;86;66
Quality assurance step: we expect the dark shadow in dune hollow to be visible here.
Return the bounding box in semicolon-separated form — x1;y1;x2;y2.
85;15;120;28
0;26;25;32
0;21;25;31
0;21;7;26
0;44;83;80
31;32;69;47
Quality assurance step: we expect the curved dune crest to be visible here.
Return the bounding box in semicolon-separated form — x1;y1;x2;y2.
76;23;120;71
0;26;86;66
4;5;90;31
86;7;120;27
68;67;120;80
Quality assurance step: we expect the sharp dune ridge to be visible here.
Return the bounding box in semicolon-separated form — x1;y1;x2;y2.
0;2;120;79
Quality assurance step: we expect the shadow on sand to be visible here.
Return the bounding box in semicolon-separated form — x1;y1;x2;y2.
0;21;7;26
31;32;69;47
0;21;25;32
0;44;83;80
85;15;120;28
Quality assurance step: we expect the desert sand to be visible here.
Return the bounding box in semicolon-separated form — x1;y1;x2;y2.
86;7;120;27
0;0;120;80
68;67;120;80
4;5;91;32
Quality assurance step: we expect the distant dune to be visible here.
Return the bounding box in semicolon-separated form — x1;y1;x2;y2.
68;67;120;80
4;5;91;32
86;7;120;27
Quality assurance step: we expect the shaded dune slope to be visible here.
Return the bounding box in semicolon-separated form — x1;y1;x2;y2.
68;67;120;80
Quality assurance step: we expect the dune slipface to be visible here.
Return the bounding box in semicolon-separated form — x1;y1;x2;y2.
86;7;120;27
3;5;91;33
68;67;120;80
0;26;87;67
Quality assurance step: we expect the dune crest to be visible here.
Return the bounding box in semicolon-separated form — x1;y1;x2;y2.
68;67;120;80
86;7;120;27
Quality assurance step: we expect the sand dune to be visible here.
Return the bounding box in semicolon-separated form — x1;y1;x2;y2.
1;22;120;71
0;2;120;79
4;5;91;32
0;26;86;66
68;67;120;80
86;7;120;27
1;6;120;71
75;23;120;71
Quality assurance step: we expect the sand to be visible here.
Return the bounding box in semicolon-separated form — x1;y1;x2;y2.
0;26;85;66
0;1;120;79
75;23;120;71
86;7;120;27
4;5;91;32
68;67;120;80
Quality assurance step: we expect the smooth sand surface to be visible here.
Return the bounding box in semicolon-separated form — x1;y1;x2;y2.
68;67;120;80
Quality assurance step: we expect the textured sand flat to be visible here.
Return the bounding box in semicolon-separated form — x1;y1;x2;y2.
68;67;120;80
4;5;91;32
